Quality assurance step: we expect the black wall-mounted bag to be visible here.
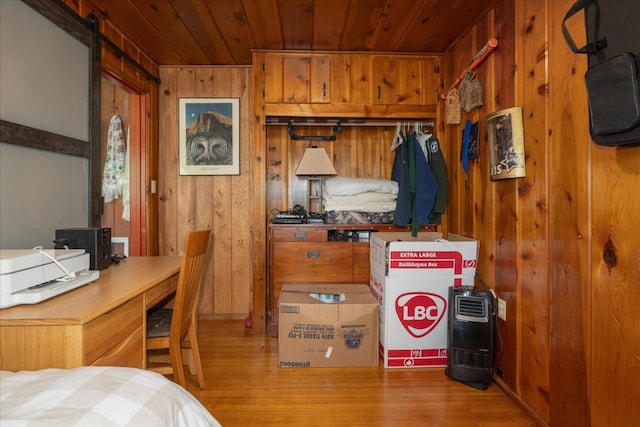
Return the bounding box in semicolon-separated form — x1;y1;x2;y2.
562;0;640;146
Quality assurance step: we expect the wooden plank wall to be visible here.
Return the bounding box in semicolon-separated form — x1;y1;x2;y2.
546;2;591;425
443;1;640;426
158;66;253;317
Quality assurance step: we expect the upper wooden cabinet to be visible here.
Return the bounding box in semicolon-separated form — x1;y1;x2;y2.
372;56;440;106
256;51;441;118
264;54;331;103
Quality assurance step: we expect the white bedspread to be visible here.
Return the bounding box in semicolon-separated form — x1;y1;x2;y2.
0;367;221;427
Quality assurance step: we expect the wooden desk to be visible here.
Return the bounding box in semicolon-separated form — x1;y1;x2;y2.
0;256;181;371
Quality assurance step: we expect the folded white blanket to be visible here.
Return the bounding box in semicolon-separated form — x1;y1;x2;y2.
324;176;398;196
324;193;397;212
324;192;397;204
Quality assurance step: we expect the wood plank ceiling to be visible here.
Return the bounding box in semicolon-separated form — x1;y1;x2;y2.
84;0;498;65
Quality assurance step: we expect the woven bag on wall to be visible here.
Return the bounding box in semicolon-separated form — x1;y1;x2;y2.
459;75;483;112
446;89;461;124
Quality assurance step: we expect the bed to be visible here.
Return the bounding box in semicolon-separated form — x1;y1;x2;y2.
323;176;398;224
0;366;221;427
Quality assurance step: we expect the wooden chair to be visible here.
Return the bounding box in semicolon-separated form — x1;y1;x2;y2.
146;229;211;389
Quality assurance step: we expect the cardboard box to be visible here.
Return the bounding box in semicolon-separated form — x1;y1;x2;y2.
278;284;379;368
369;232;479;368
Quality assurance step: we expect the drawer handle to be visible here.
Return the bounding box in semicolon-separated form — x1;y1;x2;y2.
294;232;307;239
307;251;320;259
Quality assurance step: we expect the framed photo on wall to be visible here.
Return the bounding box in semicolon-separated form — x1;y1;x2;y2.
178;98;240;175
487;106;526;180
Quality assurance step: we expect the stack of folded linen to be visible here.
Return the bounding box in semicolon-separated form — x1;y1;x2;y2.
323;176;398;224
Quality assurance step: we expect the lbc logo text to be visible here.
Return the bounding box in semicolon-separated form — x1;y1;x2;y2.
395;292;447;338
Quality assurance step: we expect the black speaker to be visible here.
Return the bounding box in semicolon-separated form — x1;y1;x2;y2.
55;227;112;270
445;286;495;390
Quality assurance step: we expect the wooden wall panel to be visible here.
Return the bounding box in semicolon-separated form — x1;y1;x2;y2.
158;67;179;257
443;34;468;236
231;68;253;314
158;66;253;317
547;1;591;425
490;0;519;395
251;53;268;330
516;0;550;419
458;31;476;238
590;144;640;427
471;12;496;288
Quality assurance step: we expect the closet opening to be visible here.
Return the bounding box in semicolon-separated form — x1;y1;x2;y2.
100;72;148;256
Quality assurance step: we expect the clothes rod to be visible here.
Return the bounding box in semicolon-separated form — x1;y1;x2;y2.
267;118;363;125
266;118;434;127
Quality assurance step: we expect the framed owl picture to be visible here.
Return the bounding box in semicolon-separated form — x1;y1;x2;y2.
178;98;240;175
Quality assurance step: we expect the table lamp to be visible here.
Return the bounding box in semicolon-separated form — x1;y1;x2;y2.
295;147;337;219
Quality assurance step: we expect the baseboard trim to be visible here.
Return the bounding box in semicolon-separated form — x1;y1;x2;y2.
494;376;549;427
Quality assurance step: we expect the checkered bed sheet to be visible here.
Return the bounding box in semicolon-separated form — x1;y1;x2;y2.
0;366;221;427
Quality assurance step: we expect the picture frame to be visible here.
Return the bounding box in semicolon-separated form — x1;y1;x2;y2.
487;106;526;180
178;98;240;175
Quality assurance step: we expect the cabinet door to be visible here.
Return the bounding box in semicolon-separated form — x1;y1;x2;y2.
395;58;424;105
371;56;440;105
264;55;285;103
373;57;425;105
348;54;373;104
264;54;331;103
372;57;395;105
309;55;331;103
422;56;441;106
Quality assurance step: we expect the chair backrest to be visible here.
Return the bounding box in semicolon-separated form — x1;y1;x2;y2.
171;229;211;339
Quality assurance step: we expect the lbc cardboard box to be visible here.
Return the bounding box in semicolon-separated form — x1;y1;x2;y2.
278;284;379;368
369;232;479;368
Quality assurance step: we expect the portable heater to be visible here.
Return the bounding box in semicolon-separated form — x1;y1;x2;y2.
445;285;496;390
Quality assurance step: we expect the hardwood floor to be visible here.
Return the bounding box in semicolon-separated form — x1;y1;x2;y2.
182;320;538;426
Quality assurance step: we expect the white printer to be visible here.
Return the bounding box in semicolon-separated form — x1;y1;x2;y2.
0;248;100;309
